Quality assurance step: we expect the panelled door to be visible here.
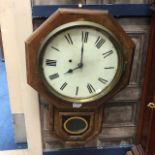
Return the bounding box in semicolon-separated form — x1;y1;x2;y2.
136;6;155;155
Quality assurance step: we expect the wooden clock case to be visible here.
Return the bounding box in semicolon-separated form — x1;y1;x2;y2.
25;8;134;145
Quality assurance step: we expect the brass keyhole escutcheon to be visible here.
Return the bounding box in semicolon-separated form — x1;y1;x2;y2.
147;102;155;109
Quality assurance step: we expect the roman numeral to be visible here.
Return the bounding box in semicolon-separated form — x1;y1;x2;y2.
49;73;59;80
51;46;60;52
75;86;79;96
60;82;67;90
82;31;89;43
46;59;56;66
102;50;113;58
87;83;95;94
95;36;105;49
104;67;114;69
64;33;73;44
98;77;108;84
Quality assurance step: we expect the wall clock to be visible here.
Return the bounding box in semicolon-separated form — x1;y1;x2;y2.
39;21;123;103
25;8;134;145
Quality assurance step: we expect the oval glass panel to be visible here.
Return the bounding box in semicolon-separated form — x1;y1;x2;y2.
64;116;88;135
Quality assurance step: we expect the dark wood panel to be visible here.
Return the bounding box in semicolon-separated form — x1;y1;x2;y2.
136;6;155;155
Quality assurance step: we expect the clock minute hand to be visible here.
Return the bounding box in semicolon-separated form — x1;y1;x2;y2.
64;41;85;74
79;40;84;67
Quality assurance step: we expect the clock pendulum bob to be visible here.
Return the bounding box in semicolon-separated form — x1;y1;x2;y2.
25;8;135;145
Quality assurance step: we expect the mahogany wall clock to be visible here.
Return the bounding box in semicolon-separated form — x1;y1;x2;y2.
25;8;134;145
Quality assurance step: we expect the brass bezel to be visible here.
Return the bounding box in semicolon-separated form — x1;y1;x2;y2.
38;21;124;103
63;116;88;135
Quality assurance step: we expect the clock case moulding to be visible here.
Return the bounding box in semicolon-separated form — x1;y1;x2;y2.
25;8;135;110
49;106;104;146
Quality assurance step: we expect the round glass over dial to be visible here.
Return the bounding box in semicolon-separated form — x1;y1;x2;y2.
39;21;123;103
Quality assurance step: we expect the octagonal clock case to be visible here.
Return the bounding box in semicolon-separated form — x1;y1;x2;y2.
25;8;134;145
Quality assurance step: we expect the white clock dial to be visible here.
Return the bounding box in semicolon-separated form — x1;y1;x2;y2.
39;21;123;103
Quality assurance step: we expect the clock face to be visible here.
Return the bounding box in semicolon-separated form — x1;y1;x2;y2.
39;21;123;103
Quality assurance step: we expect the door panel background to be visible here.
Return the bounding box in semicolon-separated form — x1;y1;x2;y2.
32;0;150;150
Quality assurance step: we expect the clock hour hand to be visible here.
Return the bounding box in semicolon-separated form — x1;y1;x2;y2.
64;69;74;74
64;65;81;74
